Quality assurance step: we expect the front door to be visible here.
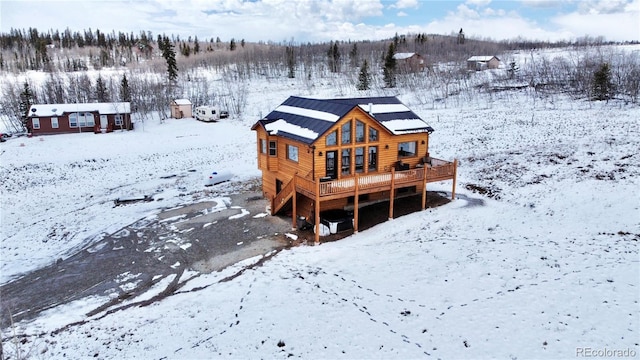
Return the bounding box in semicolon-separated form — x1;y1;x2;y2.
326;151;337;179
100;115;108;131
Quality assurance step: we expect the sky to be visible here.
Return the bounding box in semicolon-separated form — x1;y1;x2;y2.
1;0;639;44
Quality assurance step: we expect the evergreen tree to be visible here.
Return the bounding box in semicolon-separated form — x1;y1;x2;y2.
161;36;178;82
383;43;396;88
357;60;371;91
229;38;236;51
592;63;613;101
193;36;200;54
349;43;359;68
457;28;465;44
507;61;519;79
120;74;131;102
327;41;341;73
286;46;296;78
95;75;109;102
19;81;34;131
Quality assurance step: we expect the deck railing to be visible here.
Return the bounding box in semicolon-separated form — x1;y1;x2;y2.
294;157;456;198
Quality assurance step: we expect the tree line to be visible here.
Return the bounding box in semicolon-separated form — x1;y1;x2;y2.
1;27;638;133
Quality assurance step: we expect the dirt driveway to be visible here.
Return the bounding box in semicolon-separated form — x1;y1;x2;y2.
0;190;451;329
0;191;295;329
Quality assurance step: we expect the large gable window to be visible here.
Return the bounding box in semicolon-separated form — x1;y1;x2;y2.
341;120;351;144
355;147;364;173
326;130;337;146
287;144;298;162
355;120;365;143
368;146;378;171
398;141;417;158
369;127;378;142
341;149;351;175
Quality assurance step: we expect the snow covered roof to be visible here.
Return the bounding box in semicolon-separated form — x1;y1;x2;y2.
28;102;131;117
393;52;417;60
467;56;499;62
254;96;434;145
173;99;192;105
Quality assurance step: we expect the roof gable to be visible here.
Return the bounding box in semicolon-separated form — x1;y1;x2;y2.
254;96;433;145
467;56;499;62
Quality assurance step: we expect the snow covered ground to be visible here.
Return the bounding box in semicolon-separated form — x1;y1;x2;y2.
1;70;639;359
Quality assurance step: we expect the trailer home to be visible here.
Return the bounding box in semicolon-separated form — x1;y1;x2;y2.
195;106;223;122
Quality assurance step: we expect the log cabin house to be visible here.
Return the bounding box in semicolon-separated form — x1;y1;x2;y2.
252;96;457;243
27;102;132;135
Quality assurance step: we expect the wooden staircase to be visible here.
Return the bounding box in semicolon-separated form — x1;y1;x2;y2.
270;177;295;215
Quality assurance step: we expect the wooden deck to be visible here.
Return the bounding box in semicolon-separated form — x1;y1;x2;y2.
271;158;457;214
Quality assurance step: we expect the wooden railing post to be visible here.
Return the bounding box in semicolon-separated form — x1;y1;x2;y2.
315;177;321;244
354;174;359;233
421;167;427;210
291;175;297;230
452;158;458;200
389;168;395;220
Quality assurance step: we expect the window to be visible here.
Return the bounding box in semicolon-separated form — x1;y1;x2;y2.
69;113;77;127
355;120;365;143
398;141;417;157
326;131;337;146
341;149;351;175
369;127;378;142
287;144;298;162
269;141;277;156
51;117;59;128
260;139;267;154
69;112;95;127
355;147;364;173
341;120;351;144
368;146;378;171
115;115;124;126
32;118;40;129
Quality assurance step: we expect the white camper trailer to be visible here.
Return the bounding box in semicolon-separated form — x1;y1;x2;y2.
195;105;221;122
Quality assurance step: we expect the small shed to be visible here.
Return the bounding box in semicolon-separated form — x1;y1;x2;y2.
170;99;192;119
393;52;426;72
467;56;500;71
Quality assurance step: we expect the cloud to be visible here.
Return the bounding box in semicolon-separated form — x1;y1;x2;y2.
466;0;492;7
391;0;419;9
577;0;633;14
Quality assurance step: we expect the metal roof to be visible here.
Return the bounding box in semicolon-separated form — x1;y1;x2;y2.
254;96;434;145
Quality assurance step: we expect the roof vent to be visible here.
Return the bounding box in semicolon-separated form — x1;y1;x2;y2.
368;103;373;115
31;108;37;113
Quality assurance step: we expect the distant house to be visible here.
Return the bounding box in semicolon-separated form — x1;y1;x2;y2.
26;102;132;135
252;96;457;243
170;99;192;119
393;52;426;72
467;56;500;71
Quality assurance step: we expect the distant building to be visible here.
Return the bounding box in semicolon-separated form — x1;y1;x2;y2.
467;56;500;71
393;53;426;72
27;102;132;135
170;99;192;119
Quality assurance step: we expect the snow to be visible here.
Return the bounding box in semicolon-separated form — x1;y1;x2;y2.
1;51;639;359
275;104;341;122
28;102;131;116
265;118;319;139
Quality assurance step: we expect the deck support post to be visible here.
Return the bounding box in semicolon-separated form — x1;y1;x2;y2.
388;168;395;220
353;174;359;233
314;177;321;244
291;175;297;230
452;159;458;200
421;167;428;210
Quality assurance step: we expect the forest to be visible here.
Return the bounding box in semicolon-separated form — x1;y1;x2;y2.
1;27;639;133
